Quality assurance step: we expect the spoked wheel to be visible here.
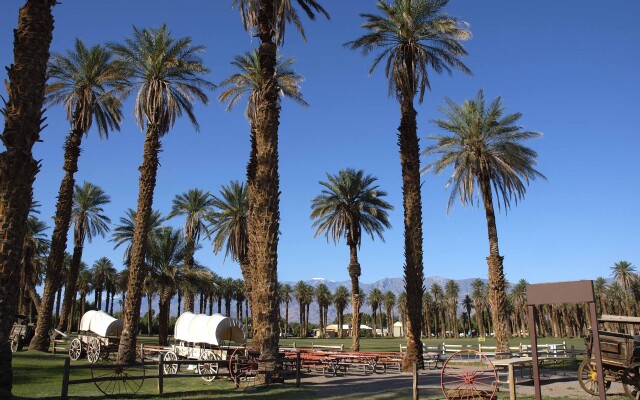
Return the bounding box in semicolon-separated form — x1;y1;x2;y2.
87;337;101;364
198;350;220;382
228;347;259;389
622;362;640;399
578;359;611;396
163;351;179;375
90;357;145;396
69;338;82;361
10;336;21;353
440;349;498;400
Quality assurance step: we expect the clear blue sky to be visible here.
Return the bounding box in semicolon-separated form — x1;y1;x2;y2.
1;1;638;286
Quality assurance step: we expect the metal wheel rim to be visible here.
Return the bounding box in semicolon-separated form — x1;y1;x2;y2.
90;357;145;396
198;350;219;382
163;352;179;375
69;339;82;361
623;362;640;400
440;349;498;400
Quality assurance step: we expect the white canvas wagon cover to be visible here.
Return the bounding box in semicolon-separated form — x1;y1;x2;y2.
79;310;123;337
174;312;245;346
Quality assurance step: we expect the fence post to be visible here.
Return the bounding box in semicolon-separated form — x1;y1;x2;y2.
412;362;418;400
296;352;301;388
158;353;164;394
140;343;144;361
61;357;70;400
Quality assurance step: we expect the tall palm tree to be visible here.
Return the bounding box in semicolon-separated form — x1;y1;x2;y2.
316;283;331;335
109;25;214;363
422;291;433;338
91;257;116;311
18;216;49;318
368;288;383;338
333;286;350;338
462;295;473;337
280;283;292;336
293;281;307;337
347;0;470;369
430;283;445;337
510;280;528;337
470;279;486;337
444;280;459;336
76;264;91;328
232;0;328;380
384;291;396;338
168;189;214;312
111;209;165;263
218;51;307;315
31;40;124;351
398;292;408;337
0;2;55;391
423;90;545;354
54;182;110;333
207;181;250;314
310;168;393;351
611;260;637;316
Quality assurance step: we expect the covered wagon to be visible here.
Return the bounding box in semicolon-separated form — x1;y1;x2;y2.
69;310;123;363
144;312;246;381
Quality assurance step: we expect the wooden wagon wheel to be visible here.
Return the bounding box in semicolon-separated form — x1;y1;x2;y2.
87;337;101;364
197;350;220;382
622;362;640;399
90;357;145;396
163;351;179;375
228;347;259;389
578;359;611;396
69;338;82;361
440;349;498;400
10;336;21;353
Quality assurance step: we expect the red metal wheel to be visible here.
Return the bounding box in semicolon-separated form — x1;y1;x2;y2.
228;347;259;389
441;349;498;400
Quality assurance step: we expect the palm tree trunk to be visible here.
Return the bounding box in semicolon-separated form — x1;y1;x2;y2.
371;306;377;338
348;243;361;351
1;3;55;380
479;175;510;355
34;126;84;346
398;98;425;370
58;220;85;331
158;295;170;346
284;301;289;336
147;293;153;335
182;235;196;312
247;5;281;384
177;290;182;315
54;287;63;326
117;125;162;364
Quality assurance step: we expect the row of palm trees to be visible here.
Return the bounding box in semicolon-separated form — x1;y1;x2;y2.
0;0;550;390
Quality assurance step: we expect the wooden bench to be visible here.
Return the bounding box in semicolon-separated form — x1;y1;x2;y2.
399;344;442;369
311;343;344;351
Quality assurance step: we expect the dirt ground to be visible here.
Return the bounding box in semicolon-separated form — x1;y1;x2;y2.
295;366;630;399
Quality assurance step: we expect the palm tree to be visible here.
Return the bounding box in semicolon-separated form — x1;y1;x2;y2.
0;3;55;388
368;288;383;337
444;280;459;336
310;168;393;351
110;25;214;363
423;90;545;354
293;281;307;337
207;181;250;314
346;0;471;369
111;209;165;263
333;286;350;338
76;264;92;329
462;295;473;337
430;283;445;337
280;283;293;336
168;189;214;312
92;257;116;311
611;260;637;315
54;182;110;333
398;292;408;337
510;280;528;337
18;216;49;318
31;40;124;351
471;279;486;337
232;0;328;380
316;283;331;335
384;291;396;338
422;291;433;338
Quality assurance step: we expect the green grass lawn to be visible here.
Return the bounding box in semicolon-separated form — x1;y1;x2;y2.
11;336;594;399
